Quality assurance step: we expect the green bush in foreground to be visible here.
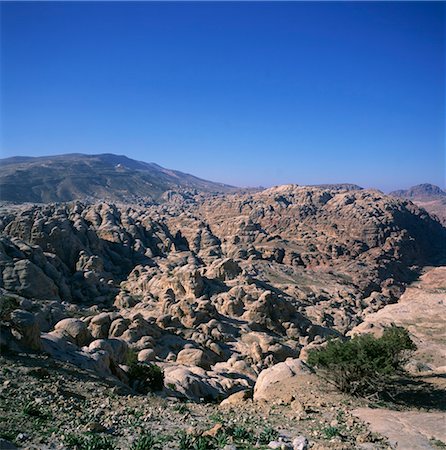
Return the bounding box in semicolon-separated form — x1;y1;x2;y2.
307;326;416;397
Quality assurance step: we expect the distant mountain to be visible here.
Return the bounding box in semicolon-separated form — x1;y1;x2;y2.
311;183;363;191
390;183;446;224
390;183;446;200
0;153;235;203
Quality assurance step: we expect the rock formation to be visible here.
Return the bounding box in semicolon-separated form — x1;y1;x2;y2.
1;184;445;400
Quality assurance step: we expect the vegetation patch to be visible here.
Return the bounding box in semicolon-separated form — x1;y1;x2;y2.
65;433;115;450
126;351;164;394
307;326;416;397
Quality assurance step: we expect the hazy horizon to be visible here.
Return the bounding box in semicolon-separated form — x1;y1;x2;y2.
1;1;445;191
1;151;443;194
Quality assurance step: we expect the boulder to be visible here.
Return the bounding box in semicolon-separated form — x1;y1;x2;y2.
10;309;42;350
219;389;252;407
54;318;91;347
254;358;312;401
163;365;223;401
88;338;128;364
138;348;156;363
208;258;242;281
88;312;117;339
176;348;214;370
3;259;59;300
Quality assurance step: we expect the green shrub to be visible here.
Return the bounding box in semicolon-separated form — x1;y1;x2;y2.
321;426;340;439
65;433;115;450
178;431;216;450
177;428;230;450
22;401;49;419
229;425;251;442
127;361;164;394
130;432;157;450
307;326;416;397
258;426;279;445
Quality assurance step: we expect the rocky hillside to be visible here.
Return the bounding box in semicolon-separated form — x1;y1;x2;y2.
0;154;235;203
390;183;446;224
1;184;446;448
1;185;445;401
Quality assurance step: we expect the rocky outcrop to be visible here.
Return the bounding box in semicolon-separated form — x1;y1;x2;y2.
0;185;445;400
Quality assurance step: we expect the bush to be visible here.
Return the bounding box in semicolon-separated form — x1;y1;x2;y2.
127;361;164;394
307;326;416;397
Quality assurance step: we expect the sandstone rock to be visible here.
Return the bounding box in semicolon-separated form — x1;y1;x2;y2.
254;359;312;401
219;389;251;406
0;188;445;403
163;366;222;401
88;338;128;364
54;318;91;347
88;312;117;339
3;259;59;300
176;348;214;370
138;348;156;363
207;258;242;281
41;333;112;375
10;309;42;350
353;408;446;450
292;436;308;450
268;441;292;449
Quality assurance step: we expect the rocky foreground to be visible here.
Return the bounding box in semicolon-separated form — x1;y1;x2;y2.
1;184;446;449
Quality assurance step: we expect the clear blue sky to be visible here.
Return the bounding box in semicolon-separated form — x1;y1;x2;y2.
1;1;444;191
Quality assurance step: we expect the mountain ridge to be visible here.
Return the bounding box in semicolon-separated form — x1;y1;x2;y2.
389;183;446;224
0;153;236;203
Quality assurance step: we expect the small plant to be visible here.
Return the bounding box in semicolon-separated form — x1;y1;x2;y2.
307;326;416;397
178;431;196;450
258;426;279;445
65;433;115;450
214;432;228;448
229;425;251;442
65;433;84;447
0;430;17;442
178;431;220;450
173;403;189;414
321;426;340;439
127;361;164;394
130;432;157;450
22;401;48;419
208;412;224;423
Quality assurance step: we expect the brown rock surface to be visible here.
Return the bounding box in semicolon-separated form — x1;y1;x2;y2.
353;408;446;450
350;266;446;372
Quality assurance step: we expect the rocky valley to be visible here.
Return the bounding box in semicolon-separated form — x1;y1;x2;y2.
1;155;445;450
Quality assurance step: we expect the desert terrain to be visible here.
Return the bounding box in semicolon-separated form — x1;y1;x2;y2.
1;155;445;450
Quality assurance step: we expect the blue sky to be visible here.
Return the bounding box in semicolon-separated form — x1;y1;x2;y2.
1;1;444;190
